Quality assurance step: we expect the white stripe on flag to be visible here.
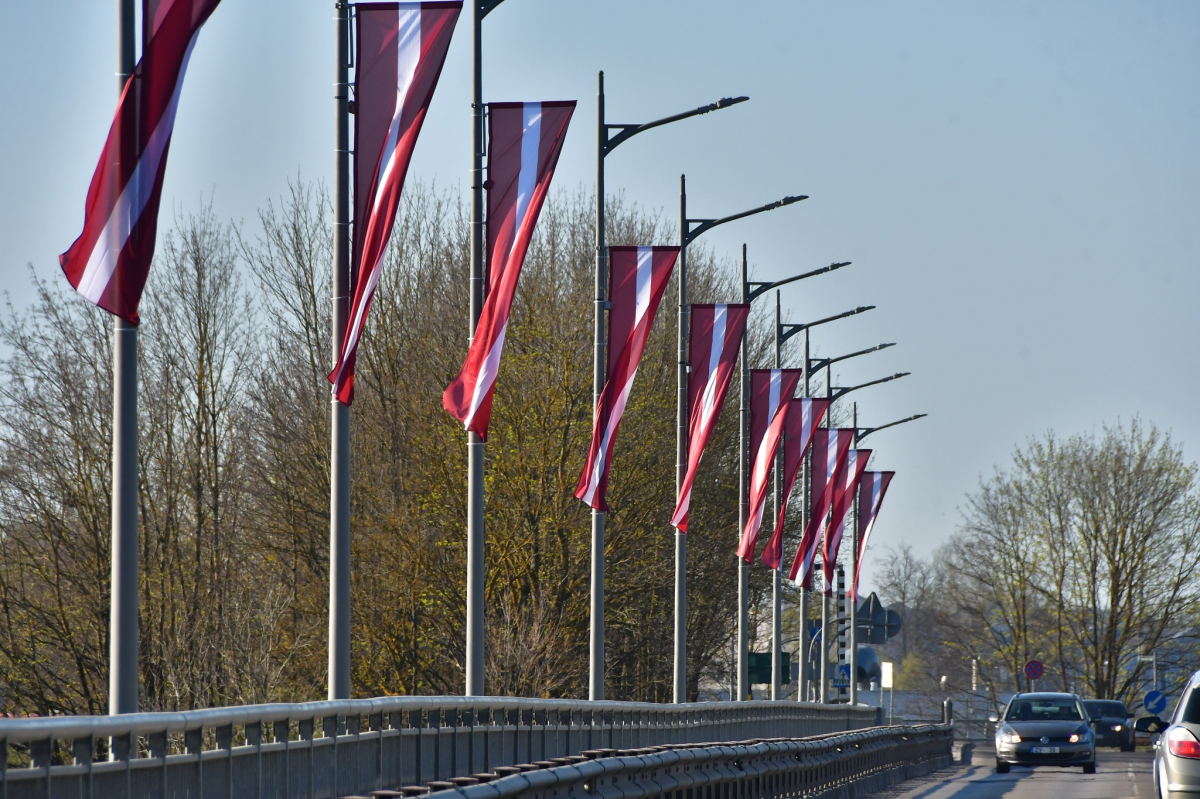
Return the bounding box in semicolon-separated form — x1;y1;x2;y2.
634;247;653;326
513;103;542;234
76;35;199;302
463;321;507;430
697;305;727;431
368;7;422;223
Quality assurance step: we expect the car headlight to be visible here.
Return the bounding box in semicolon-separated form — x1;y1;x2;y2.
1069;733;1081;743
997;725;1022;744
1113;724;1122;732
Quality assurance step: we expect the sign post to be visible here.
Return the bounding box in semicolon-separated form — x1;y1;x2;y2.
881;661;894;725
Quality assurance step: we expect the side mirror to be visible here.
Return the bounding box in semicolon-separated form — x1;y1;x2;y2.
988;713;1000;724
1135;716;1167;734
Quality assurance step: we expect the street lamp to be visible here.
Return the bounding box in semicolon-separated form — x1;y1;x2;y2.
591;73;748;703
855;413;927;445
674;181;807;704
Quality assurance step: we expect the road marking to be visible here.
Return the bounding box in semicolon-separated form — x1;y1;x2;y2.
1129;762;1139;798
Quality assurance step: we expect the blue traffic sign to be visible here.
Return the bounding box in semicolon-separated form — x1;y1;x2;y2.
1144;690;1167;715
832;664;852;687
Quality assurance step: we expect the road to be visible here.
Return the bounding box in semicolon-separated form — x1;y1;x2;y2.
874;749;1155;799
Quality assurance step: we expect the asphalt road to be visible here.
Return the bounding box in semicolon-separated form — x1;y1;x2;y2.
873;749;1155;799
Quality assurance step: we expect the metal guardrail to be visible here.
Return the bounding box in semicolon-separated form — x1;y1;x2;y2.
0;697;878;799
423;724;953;799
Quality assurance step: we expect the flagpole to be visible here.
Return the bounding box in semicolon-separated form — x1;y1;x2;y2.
328;0;352;702
820;362;831;702
770;291;782;701
465;0;487;698
590;71;608;702
109;0;138;717
849;402;859;706
673;175;689;704
736;245;749;702
799;327;810;701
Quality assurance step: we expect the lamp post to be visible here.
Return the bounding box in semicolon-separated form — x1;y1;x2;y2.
464;0;506;699
591;75;747;702
774;306;874;701
676;182;807;703
854;413;927;445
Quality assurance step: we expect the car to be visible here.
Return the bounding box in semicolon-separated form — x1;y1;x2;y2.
1084;699;1136;751
1136;670;1200;799
991;692;1096;774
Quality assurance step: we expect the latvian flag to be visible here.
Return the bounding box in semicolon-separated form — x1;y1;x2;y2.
670;303;749;531
736;369;802;562
760;397;830;569
444;101;575;436
850;471;894;602
788;427;853;589
576;247;678;511
821;447;871;593
60;0;223;322
329;2;462;403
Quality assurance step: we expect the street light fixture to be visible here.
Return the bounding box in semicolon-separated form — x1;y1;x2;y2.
855;413;928;445
809;343;897;376
591;74;749;703
830;372;910;403
674;183;808;704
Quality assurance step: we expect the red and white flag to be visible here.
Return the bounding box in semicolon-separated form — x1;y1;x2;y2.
59;0;223;323
670;303;749;531
788;427;853;589
821;447;871;593
736;369;802;562
575;247;678;511
443;101;575;436
760;397;830;569
850;471;894;602
329;2;461;403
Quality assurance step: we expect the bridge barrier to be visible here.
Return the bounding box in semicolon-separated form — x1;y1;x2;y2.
0;697;878;799
421;724;953;799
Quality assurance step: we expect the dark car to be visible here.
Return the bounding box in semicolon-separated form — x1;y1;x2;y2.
1136;670;1200;799
992;692;1096;774
1084;699;1136;751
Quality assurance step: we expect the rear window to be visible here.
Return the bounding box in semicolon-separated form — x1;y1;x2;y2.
1006;697;1083;721
1084;701;1128;717
1179;687;1200;724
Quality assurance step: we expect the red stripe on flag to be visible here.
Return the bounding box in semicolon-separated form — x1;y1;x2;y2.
821;448;871;593
575;247;678;511
850;470;894;602
670;303;749;531
330;2;462;404
736;369;802;563
443;101;576;437
788;428;853;589
760;397;830;569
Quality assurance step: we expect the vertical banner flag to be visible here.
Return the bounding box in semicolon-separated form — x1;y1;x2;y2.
760;397;830;569
329;2;462;403
821;448;871;593
575;247;679;510
670;303;750;531
788;428;853;588
736;369;802;562
851;471;894;602
60;0;223;323
443;101;575;435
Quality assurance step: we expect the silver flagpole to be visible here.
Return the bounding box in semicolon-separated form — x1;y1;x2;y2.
328;0;352;701
589;72;607;702
110;0;139;717
673;175;689;704
770;292;782;701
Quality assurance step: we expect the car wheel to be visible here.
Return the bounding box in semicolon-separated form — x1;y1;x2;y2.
1083;761;1096;774
996;760;1010;774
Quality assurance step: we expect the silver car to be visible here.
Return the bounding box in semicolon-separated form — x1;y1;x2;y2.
1136;670;1200;799
992;692;1096;773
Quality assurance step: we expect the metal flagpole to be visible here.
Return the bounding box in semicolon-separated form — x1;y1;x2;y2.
673;175;689;704
328;0;352;702
590;71;607;702
798;328;810;701
820;362;831;703
110;0;138;717
736;245;749;702
465;0;491;698
849;402;859;706
770;292;782;701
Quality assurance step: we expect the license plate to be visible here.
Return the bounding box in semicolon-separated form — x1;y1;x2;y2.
1031;746;1060;754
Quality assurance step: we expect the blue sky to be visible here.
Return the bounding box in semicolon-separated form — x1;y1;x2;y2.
2;1;1198;592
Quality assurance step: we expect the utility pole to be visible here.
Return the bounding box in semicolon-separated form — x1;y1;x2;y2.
110;0;139;716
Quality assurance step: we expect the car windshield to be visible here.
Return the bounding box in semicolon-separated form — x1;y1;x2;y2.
1006;697;1083;721
1084;700;1127;718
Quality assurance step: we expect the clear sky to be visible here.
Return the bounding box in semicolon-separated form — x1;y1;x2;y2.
2;2;1198;592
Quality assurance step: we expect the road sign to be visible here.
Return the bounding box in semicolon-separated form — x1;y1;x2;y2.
1023;659;1044;681
832;664;852;687
748;651;792;685
1144;690;1167;715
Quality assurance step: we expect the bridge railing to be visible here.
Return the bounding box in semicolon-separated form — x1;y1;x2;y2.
0;697;879;799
